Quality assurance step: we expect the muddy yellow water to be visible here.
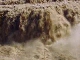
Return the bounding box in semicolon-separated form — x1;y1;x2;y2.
0;23;80;60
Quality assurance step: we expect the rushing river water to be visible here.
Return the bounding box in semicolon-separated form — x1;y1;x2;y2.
48;23;80;60
0;24;80;60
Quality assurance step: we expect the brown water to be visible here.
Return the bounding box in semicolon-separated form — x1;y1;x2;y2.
47;23;80;60
0;24;80;60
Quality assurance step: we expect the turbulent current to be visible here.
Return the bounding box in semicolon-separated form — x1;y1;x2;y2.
48;23;80;60
0;24;80;60
0;1;80;60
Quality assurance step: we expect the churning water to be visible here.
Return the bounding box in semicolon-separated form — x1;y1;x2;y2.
0;24;80;60
48;23;80;60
